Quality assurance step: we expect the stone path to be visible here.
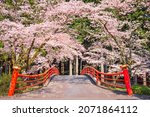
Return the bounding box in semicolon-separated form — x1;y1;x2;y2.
1;75;150;100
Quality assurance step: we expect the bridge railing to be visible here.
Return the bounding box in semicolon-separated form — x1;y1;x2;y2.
80;65;133;96
8;66;59;96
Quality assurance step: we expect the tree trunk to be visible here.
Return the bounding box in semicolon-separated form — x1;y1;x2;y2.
134;75;137;85
101;63;104;83
26;38;36;71
143;73;147;86
79;58;82;74
61;62;64;75
75;56;78;75
73;60;75;75
69;59;72;75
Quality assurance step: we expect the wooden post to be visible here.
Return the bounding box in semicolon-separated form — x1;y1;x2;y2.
75;56;78;75
8;66;20;96
69;59;72;75
121;65;133;96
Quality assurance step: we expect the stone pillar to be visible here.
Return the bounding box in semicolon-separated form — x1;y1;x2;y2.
69;59;72;75
75;56;78;75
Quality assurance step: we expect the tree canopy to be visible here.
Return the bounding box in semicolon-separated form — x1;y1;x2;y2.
0;0;149;74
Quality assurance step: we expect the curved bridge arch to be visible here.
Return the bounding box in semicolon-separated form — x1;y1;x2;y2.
80;65;133;96
8;65;132;96
8;66;59;96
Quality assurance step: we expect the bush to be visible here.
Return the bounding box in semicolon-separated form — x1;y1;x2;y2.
0;73;11;96
132;85;150;95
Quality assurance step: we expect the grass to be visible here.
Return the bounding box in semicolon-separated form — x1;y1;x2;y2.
0;74;43;96
0;73;11;96
132;85;150;95
113;87;126;91
111;84;150;96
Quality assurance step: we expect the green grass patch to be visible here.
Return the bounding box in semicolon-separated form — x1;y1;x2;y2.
132;85;150;95
112;85;150;95
109;87;126;92
0;73;11;96
113;88;126;91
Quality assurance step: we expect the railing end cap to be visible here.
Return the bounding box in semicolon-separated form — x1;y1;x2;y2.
120;64;128;69
13;66;21;70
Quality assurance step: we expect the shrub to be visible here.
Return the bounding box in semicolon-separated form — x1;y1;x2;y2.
0;73;11;96
132;85;150;95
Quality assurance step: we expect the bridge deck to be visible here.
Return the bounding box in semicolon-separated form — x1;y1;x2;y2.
1;75;150;100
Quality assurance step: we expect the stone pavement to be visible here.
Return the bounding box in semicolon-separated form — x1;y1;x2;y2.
1;75;150;100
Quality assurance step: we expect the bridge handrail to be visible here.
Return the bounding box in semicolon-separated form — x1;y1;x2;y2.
80;65;133;96
8;66;59;96
81;66;123;76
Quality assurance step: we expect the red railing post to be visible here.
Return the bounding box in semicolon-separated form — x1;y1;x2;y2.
121;65;133;96
8;66;20;96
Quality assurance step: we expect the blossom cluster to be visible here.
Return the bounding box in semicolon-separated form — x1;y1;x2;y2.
0;0;149;74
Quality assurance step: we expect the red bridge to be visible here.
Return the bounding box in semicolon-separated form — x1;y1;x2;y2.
6;65;142;100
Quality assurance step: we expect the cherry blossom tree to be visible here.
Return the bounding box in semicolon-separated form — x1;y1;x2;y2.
89;0;149;73
0;19;84;70
0;0;149;75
